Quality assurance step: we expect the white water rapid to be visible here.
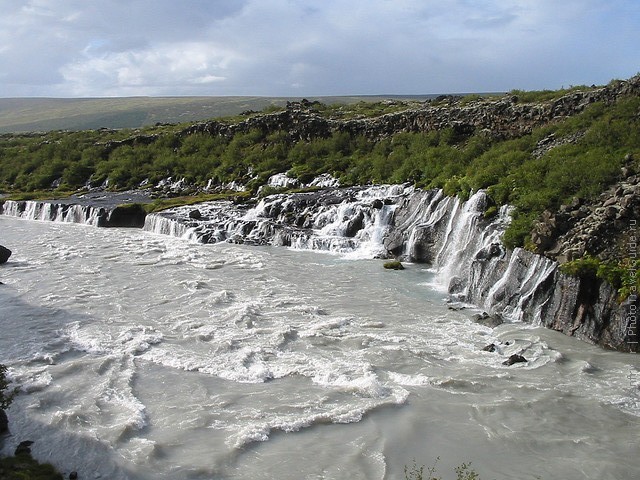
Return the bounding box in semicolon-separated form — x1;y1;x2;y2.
1;189;639;479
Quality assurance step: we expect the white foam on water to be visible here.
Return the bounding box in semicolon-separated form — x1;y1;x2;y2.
2;216;640;480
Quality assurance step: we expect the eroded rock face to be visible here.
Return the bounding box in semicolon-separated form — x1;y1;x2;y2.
0;245;11;264
532;166;640;263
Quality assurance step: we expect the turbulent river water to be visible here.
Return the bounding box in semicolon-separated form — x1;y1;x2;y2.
1;215;639;480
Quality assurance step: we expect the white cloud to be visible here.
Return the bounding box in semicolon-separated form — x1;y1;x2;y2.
0;0;638;96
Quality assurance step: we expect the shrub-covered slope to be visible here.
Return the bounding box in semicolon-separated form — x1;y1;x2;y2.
1;76;639;258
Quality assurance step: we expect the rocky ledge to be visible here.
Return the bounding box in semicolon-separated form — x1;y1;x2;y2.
531;157;639;263
101;76;640;149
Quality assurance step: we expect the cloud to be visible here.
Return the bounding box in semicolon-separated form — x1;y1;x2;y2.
0;0;638;97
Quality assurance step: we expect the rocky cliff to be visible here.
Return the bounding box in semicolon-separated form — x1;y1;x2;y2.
180;76;640;142
531;160;639;263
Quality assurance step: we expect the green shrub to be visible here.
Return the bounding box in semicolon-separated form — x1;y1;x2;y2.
560;255;640;301
0;454;64;480
560;255;600;278
404;458;482;480
483;205;498;219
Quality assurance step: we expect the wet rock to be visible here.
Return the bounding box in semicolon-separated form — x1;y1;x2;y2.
0;245;11;264
472;312;504;328
407;225;437;263
103;204;147;228
475;242;503;261
0;409;7;433
383;261;405;270
447;303;467;311
502;354;528;366
382;229;405;257
482;343;497;352
15;440;34;456
448;276;466;295
188;209;202;220
344;211;364;237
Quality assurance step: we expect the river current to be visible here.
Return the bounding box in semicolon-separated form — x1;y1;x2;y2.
0;216;638;479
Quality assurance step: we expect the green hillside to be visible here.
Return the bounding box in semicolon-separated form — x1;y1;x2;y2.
0;77;638;257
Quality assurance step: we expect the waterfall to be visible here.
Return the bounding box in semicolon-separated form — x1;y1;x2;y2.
1;200;105;226
2;185;632;348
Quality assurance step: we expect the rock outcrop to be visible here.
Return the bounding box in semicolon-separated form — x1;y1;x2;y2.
531;162;640;262
97;76;640;150
0;245;11;264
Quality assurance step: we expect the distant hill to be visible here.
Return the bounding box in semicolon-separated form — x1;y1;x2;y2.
0;95;439;133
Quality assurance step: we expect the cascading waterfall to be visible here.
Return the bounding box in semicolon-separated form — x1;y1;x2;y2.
4;185;631;348
1;200;105;226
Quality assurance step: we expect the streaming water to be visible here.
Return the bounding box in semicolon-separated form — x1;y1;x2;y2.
1;216;639;480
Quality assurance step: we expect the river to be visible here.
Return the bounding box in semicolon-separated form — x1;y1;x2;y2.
0;215;638;479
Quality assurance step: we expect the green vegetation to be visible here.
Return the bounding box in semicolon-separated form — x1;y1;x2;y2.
0;454;64;480
144;191;252;213
405;459;481;480
1;82;639;254
508;84;594;103
384;260;405;270
560;255;640;301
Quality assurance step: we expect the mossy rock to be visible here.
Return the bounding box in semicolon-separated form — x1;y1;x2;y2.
383;260;405;270
0;454;64;480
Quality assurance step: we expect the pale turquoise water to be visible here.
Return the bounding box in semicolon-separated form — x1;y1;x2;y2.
1;216;639;479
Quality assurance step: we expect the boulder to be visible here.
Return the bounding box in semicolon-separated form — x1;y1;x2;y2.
344;211;364;237
482;343;497;353
472;311;504;328
383;261;405;270
15;440;34;456
189;209;203;220
0;245;11;264
502;354;528;366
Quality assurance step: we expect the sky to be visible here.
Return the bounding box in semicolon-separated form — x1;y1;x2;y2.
1;0;639;98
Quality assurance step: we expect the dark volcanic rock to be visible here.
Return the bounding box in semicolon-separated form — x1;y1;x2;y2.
15;440;34;456
533;167;640;262
503;354;528;366
472;312;504;328
189;209;203;220
0;409;8;433
344;211;365;237
103;204;147;228
0;245;11;264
